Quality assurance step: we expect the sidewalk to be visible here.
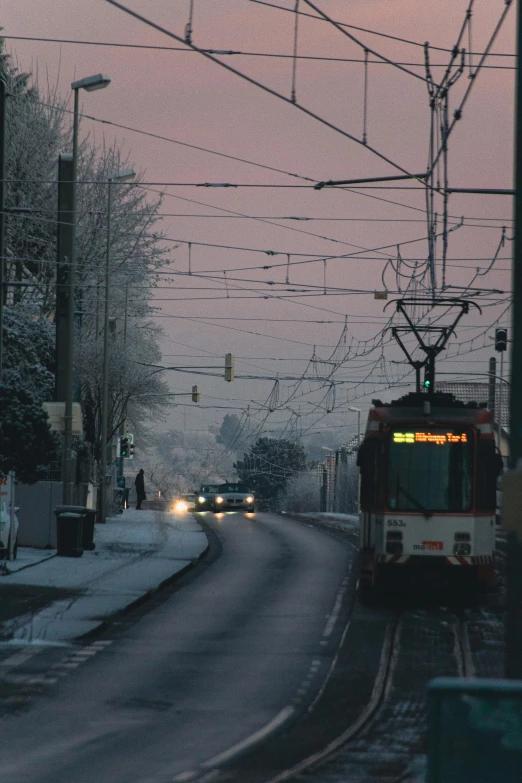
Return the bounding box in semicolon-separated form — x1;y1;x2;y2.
0;509;208;644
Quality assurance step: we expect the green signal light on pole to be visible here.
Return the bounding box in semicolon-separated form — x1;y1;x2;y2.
424;378;431;388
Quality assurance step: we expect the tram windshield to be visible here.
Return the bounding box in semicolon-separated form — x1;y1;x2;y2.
387;428;474;513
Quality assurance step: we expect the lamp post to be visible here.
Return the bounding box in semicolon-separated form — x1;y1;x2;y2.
62;73;110;505
99;168;135;523
348;407;361;446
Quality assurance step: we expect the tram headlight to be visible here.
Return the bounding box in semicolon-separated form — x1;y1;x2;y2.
453;543;471;556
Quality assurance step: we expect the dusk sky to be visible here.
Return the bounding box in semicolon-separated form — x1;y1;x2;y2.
1;1;515;446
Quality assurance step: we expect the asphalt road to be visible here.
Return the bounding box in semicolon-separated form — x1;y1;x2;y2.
0;511;355;783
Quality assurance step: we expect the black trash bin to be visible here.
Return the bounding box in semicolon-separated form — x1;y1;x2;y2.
54;505;85;557
82;509;96;551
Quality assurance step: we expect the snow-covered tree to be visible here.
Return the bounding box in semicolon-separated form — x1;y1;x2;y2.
3;303;55;400
0;374;58;482
0;43;174;479
235;438;307;510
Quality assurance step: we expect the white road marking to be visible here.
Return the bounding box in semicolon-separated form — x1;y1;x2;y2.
200;706;295;769
27;676;58;686
322;577;349;638
0;648;43;668
198;772;221;783
171;771;199;782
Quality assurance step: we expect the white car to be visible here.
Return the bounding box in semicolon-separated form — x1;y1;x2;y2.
214;483;255;513
0;474;19;558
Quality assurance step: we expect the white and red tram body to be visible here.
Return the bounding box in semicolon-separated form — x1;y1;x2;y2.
357;392;503;589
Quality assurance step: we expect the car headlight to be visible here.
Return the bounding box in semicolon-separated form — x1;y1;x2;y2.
175;501;188;512
216;496;224;504
198;496;206;503
246;496;254;504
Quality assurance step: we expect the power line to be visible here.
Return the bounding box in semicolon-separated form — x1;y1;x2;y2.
105;0;421;182
4;33;515;65
249;0;515;57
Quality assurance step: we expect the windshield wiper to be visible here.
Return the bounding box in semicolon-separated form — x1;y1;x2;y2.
397;484;432;520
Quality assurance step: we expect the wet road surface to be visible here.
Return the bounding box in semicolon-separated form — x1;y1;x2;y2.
0;510;355;783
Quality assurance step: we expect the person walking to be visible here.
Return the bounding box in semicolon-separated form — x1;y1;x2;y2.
135;469;146;510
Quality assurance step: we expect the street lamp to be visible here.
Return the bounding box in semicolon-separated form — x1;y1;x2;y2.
99;168;135;523
348;407;361;446
62;73;110;505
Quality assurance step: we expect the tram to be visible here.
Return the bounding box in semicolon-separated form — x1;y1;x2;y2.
357;392;503;590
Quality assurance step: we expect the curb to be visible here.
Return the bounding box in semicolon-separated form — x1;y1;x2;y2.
76;530;212;642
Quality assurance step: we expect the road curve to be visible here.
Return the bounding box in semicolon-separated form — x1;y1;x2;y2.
0;511;355;783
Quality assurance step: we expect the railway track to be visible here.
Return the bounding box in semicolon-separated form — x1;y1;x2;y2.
257;605;478;783
202;514;501;783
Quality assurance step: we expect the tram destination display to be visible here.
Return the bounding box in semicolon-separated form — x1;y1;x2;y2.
392;431;469;445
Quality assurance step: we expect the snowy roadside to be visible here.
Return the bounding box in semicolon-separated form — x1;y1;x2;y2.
280;511;360;536
0;509;208;642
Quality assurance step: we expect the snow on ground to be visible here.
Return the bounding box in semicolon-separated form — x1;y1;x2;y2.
0;509;209;642
1;508;208;589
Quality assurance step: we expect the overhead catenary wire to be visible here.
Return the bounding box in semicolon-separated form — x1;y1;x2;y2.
427;0;514;177
105;0;423;182
4;8;512;440
299;0;432;86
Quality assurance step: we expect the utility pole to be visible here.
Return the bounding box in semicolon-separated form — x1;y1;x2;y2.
499;349;504;451
505;0;522;679
56;153;75;503
0;79;6;381
512;4;522;471
488;357;497;440
100;169;135;523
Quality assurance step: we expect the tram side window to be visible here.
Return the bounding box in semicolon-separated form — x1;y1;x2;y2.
476;439;503;511
357;439;380;509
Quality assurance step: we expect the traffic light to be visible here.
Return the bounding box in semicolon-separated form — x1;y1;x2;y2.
192;385;200;403
121;433;134;459
225;353;234;382
423;364;434;390
120;436;129;458
495;327;507;352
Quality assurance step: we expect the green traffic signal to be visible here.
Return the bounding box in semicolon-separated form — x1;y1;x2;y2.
423;364;434;389
120;437;129;457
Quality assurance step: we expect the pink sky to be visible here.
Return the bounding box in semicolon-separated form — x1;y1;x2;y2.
0;0;516;442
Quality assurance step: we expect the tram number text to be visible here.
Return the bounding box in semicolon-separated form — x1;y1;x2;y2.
387;519;406;527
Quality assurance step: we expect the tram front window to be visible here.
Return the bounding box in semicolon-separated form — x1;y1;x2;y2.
387;428;474;513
